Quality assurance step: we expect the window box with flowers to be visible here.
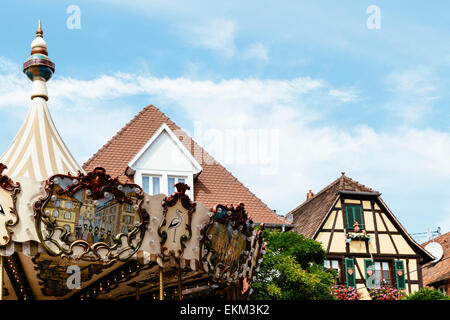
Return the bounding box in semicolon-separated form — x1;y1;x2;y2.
345;230;371;243
368;286;404;300
331;285;359;300
345;221;371;243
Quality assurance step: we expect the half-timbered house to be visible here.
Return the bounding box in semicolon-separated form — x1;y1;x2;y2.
287;172;434;295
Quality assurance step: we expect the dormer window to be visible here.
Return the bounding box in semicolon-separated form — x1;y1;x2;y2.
142;175;161;195
127;123;203;200
345;204;365;231
168;176;186;195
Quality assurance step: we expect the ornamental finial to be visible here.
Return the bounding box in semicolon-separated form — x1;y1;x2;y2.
23;20;55;86
36;20;43;37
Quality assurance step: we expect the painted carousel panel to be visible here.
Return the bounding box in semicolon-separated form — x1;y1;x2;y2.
34;167;148;262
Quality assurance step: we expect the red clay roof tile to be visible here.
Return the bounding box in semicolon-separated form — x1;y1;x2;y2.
421;232;450;286
83;105;287;224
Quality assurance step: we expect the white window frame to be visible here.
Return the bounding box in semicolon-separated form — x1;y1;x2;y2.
135;169;195;199
167;175;187;195
128;124;202;201
324;259;341;284
374;261;391;288
142;174;162;195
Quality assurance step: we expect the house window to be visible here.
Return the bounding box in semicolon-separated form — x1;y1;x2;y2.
64;225;71;233
52;209;59;218
64;211;71;220
54;200;61;208
324;259;341;284
64;201;73;209
345;205;364;231
374;261;392;287
168;176;186;195
142;175;161;195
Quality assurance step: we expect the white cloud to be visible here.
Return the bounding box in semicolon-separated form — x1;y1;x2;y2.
384;67;439;123
185;18;237;58
241;42;269;61
328;88;359;103
1;60;449;233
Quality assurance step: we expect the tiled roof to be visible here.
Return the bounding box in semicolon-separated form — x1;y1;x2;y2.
421;232;450;286
288;173;377;238
83;105;287;224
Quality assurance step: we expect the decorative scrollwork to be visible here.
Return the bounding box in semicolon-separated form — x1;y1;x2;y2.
34;167;149;262
0;163;20;191
158;182;196;260
243;225;265;289
199;203;256;285
0;163;20;246
56;167;134;203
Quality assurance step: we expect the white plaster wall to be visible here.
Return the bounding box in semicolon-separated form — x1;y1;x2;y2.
132;131;196;199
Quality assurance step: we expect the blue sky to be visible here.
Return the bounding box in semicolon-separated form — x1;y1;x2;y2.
0;1;449;241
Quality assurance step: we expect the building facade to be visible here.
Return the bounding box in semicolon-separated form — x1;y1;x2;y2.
287;173;434;295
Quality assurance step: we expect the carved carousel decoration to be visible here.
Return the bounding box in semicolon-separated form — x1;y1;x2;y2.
0;21;266;300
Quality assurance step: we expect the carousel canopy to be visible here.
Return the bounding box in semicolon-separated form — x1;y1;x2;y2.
0;21;84;181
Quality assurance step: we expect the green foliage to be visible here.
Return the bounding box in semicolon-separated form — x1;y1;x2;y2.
250;230;335;300
403;287;450;300
263;230;327;269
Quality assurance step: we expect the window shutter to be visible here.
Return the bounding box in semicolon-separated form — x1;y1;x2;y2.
345;206;355;230
395;260;406;289
364;259;375;289
345;258;356;288
354;206;364;230
345;206;364;231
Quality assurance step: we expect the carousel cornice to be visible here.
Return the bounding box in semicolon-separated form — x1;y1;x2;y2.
0;164;265;299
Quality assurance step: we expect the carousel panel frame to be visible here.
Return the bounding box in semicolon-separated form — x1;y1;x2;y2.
0;163;21;247
33;167;149;262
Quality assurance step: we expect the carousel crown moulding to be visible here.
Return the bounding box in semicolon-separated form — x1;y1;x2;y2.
0;22;266;300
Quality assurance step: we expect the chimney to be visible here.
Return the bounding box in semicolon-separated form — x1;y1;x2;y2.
306;189;315;200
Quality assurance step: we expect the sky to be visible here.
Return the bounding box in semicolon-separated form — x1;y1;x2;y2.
0;1;449;242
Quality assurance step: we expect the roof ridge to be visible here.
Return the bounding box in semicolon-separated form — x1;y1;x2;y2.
421;231;450;246
287;173;376;216
216;161;287;224
83;105;156;169
82;103;286;224
287;175;341;215
181;130;287;224
343;174;376;192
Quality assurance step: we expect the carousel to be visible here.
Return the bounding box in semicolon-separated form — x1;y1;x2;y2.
0;22;265;300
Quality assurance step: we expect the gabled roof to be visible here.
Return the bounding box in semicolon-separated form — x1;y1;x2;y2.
83;105;287;224
289;173;434;262
127;123;203;175
288;173;376;238
422;232;450;286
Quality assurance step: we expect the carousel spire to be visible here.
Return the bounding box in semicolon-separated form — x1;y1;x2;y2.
0;21;84;181
23;20;55;101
